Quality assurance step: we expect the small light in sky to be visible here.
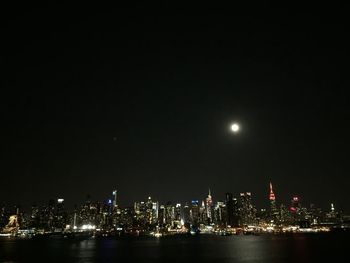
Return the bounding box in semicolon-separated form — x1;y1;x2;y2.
231;123;240;133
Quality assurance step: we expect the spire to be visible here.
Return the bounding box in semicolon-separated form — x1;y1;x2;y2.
269;182;276;201
208;188;211;197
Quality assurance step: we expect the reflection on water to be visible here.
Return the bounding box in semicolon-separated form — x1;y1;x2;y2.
0;233;348;263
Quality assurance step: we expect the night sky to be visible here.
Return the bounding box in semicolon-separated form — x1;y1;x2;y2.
1;6;349;212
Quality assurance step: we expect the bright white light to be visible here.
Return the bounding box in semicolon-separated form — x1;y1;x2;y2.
81;224;96;230
231;123;240;133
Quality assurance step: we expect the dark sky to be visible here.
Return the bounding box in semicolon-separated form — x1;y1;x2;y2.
1;5;349;212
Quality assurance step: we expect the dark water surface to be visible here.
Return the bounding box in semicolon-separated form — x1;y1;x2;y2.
0;233;348;263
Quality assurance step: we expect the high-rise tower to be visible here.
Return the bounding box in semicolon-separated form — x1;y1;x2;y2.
269;182;275;202
269;182;278;223
205;189;213;223
239;192;255;225
225;192;234;227
112;190;118;208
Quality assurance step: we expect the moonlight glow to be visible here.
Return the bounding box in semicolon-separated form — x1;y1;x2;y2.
231;123;240;133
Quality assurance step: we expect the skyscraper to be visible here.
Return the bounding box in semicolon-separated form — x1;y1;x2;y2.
205;189;213;224
225;193;234;227
112;190;118;208
269;182;275;202
223;195;240;227
290;196;301;215
239;192;255;226
214;201;226;225
269;182;278;223
183;203;190;225
190;200;199;226
55;198;67;229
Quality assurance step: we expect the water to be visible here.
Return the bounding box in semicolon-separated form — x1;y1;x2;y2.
0;233;348;263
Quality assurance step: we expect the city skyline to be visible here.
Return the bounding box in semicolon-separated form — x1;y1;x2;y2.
1;182;344;214
2;180;345;239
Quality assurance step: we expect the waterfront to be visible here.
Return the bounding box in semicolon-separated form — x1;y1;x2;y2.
0;233;348;263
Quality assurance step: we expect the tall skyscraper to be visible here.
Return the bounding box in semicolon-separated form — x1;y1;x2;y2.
173;203;182;228
165;202;174;226
112;190;118;207
269;182;275;202
225;194;240;227
239;192;255;226
290;196;300;213
269;182;278;223
205;189;213;224
232;197;239;226
225;192;234;227
151;201;159;224
183;203;190;225
158;205;165;225
55;198;67;229
214;201;226;225
190;200;199;226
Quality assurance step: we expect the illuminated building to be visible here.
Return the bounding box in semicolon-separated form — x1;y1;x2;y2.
225;194;240;227
269;182;279;223
214;201;226;226
55;198;67;229
290;196;300;213
289;196;304;225
165;202;174;226
151;201;159;224
2;215;19;233
47;199;56;229
134;197;159;227
183;203;191;225
239;192;256;226
173;204;182;228
279;204;292;225
232;197;240;226
205;189;213;224
325;203;340;225
112;190;118;208
29;205;39;228
225;193;234;227
118;207;133;230
158;205;166;225
269;182;276;205
190;200;199;226
200;201;206;224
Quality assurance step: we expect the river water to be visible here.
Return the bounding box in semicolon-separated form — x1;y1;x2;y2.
0;233;348;262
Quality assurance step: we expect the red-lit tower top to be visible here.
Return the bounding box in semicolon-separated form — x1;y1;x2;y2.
269;182;276;201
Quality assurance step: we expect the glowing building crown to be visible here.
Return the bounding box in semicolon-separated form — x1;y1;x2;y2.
269;182;276;201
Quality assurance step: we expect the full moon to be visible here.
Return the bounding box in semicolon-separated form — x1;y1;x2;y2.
231;123;240;133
